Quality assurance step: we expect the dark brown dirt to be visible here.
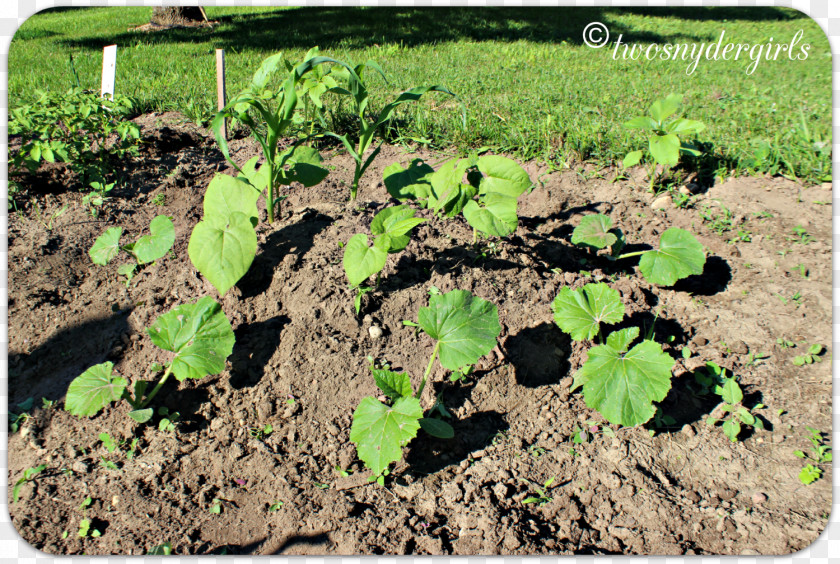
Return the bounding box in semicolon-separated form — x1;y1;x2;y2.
7;113;832;555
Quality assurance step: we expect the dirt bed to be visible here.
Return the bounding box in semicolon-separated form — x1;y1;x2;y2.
7;113;832;555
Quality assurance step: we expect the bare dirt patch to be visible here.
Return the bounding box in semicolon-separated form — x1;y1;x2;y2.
7;113;831;555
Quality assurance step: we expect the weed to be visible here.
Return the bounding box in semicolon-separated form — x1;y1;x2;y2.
151;193;166;207
795;427;831;485
13;464;47;504
705;373;764;442
249;424;274;441
788;225;814;244
792;343;824;366
521;476;555;507
268;501;284;512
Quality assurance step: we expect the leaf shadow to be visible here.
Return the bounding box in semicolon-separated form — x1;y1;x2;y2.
672;255;731;295
228;316;290;390
504;322;572;388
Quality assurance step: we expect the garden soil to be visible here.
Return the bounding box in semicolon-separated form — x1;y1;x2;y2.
7;113;832;555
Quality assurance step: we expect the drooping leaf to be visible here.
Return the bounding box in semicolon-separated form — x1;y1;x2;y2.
462;193;518;237
623;116;657;130
277;145;329;187
203;173;260;224
372;369;413;400
132;215;175;264
350;396;423;476
571;214;617;250
638;227;706;286
343;233;388;287
65;362;127;417
649;94;682;124
370;206;425;253
666;118;706;136
89;227;123;265
188;212;258;296
417;290;501;372
427;158;475;217
420;418;454;439
552;283;625;341
476;155;532;197
649;134;681;167
147;296;235;382
572;327;674;427
383;159;434;202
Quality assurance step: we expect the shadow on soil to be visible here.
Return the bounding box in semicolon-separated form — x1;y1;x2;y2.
228;316;290;389
674;255;732;295
505;322;571;388
56;7;799;52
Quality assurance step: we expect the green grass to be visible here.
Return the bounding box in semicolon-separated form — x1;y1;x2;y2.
8;6;832;183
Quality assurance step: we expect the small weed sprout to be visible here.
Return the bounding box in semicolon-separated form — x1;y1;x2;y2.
13;464;47;504
521;476;555;507
705;372;764;442
792;343;824;366
794;426;831;485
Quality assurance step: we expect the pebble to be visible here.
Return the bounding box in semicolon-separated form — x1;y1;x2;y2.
730;340;749;355
368;325;384;340
362;314;373;327
72;460;91;474
751;492;767;505
651;195;671;210
681;424;696;438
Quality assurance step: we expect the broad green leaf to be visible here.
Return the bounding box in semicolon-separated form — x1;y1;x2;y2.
622;150;643;168
552;283;625;341
383;159;434;202
417;290;501;372
251;52;286;90
128;408;154;424
572;327;674;427
476;155;531;197
649;94;682;123
623;116;657;130
370;206;425;252
132;215;175;264
343;233;388;287
572;214;616;250
720;378;743;405
736;407;755;425
799;464;822;485
463;193;518;237
666;118;706;135
420;418;454;439
649;134;681;167
204;173;260;224
89;227;122;265
147;296;235;382
428;158;475;217
277;145;329;187
350;396;422;476
65;362;127;417
722;419;741;442
372;369;413;400
638;227;706;286
188;212;257;296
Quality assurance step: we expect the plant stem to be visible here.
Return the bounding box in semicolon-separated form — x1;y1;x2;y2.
616;250;648;260
139;364;174;409
415;342;440;401
266;168;276;223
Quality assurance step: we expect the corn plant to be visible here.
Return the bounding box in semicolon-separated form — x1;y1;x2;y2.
323;60;457;200
350;290;500;482
64;297;234;423
571;214;706;286
622;94;706;191
552;282;674;427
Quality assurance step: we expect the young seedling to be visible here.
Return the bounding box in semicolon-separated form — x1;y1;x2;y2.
147;543;173;555
622;94;706;191
157;407;180;432
9;397;35;433
343;205;425;312
705;374;764;442
13;464;47;504
77;496;101;538
794;426;832;485
64;297;235;423
350;290;501;482
249;424;273;441
521;476;555;507
383;154;533;243
323;60;457;200
792;343;824;366
571;214;706;286
89;215;175;286
268;501;284;512
552;282;675;427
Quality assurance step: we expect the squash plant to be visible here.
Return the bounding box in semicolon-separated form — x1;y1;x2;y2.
383;154;532;242
89;215;175;286
571;214;706;286
552;282;675;427
350;289;501;481
64;297;235;423
343;205;425;313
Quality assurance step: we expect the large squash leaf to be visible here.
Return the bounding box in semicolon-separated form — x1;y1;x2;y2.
188;212;258;296
552;283;624;341
350;396;422;477
638;227;705;286
572;327;674;427
65;362;127;417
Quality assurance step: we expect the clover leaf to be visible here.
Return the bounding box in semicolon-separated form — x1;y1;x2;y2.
417;289;501;372
552;283;625;341
572;327;674;427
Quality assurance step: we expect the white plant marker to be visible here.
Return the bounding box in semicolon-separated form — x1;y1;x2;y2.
101;44;117;99
216;49;227;140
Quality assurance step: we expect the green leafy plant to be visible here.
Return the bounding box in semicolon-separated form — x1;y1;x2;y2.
705;374;764;442
323;60;457;200
571;214;706;286
64;297;235;423
268;501;284;512
792;343;824;366
9;397;35;433
622;94;706;191
77;496;101;538
89;215;175;285
552;283;675;427
147;543;173;555
343;205;425;312
383;154;532;242
521;476;555;507
350;290;500;481
13;464;47;504
157;407;180;432
795;426;831;485
249;423;274;441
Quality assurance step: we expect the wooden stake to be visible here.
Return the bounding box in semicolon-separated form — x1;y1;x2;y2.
101;45;117;99
216;49;227;140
